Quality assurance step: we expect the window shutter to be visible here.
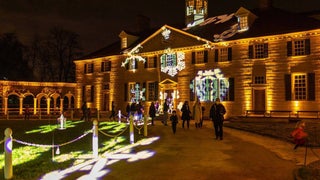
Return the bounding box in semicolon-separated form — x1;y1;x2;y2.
155;81;158;100
190;79;195;101
305;39;311;55
135;60;138;69
214;49;219;62
82;86;86;101
91;63;94;73
101;62;104;72
91;85;94;103
192;52;195;64
144;58;148;68
264;43;268;58
229;78;235;101
154;56;157;67
84;64;87;74
287;41;292;56
204;50;208;63
124;83;128;101
284;74;292;101
307;73;315;101
248;45;253;59
108;61;111;71
227;47;232;61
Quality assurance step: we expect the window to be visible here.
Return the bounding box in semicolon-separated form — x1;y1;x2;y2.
147;82;158;101
145;56;157;68
126;59;138;70
85;85;94;102
248;43;268;59
238;16;248;31
285;73;315;101
121;37;127;49
214;48;232;62
254;76;265;84
192;50;208;64
287;39;310;56
103;83;109;90
293;74;307;100
84;63;94;74
191;72;234;102
101;60;111;72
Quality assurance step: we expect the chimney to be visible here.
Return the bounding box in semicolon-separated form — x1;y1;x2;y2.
259;0;273;9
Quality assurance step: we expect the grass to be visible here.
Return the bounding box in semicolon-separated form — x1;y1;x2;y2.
0;119;145;180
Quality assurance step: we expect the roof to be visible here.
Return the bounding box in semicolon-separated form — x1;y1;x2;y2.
78;7;320;60
185;7;320;41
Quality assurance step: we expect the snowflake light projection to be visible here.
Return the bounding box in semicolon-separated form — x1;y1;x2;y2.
121;44;146;68
130;84;145;102
190;69;229;102
161;28;171;40
160;49;185;77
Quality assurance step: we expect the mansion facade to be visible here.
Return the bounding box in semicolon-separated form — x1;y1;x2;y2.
73;4;320;119
2;1;320;120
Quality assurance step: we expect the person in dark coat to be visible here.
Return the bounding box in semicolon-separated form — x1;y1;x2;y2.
81;101;88;121
210;98;226;140
181;101;191;129
162;99;169;126
149;102;156;125
109;101;116;120
170;110;179;134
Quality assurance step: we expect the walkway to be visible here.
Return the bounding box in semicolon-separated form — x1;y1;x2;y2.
41;120;315;180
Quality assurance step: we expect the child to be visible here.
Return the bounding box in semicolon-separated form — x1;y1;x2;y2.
170;110;179;134
291;120;308;150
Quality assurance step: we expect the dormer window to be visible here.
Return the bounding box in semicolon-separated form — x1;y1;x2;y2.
238;16;249;32
121;37;127;49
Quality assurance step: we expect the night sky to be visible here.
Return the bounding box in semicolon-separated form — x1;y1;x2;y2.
0;0;319;54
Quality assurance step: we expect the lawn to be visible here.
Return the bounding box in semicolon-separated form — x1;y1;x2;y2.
0;119;145;180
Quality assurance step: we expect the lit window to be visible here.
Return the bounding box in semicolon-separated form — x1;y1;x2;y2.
219;48;228;62
249;43;268;59
85;63;94;74
287;39;310;56
254;76;265;84
128;59;138;70
293;74;307;100
219;78;230;101
101;60;111;72
196;51;204;64
146;56;157;68
147;82;157;101
238;16;248;31
121;37;127;49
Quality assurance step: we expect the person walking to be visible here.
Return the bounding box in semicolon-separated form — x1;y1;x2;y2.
109;101;116;121
193;98;202;128
81;101;88;121
162;99;169;126
210;98;226;140
181;101;191;129
291;120;308;150
149;102;156;125
170;110;179;134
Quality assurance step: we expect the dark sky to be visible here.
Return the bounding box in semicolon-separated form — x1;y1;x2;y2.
0;0;319;54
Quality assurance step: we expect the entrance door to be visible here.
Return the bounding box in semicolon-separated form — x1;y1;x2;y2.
253;89;265;111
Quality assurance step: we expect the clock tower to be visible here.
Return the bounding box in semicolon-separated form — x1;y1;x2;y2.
185;0;208;27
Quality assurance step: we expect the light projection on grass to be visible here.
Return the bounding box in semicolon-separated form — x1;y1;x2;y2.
191;69;229;101
121;44;146;69
41;137;160;180
160;49;185;77
130;84;145;102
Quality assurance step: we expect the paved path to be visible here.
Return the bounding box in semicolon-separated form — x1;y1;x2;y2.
43;120;318;180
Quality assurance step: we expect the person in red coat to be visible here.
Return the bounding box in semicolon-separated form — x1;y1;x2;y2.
291;120;308;150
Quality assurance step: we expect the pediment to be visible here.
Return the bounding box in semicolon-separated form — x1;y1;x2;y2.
137;25;208;53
